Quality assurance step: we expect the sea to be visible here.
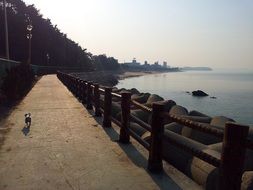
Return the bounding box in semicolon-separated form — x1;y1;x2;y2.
116;70;253;126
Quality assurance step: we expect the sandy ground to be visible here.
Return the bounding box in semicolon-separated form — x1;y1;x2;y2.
118;71;166;80
0;75;201;190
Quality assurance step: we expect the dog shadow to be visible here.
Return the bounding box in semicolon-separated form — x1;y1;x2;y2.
22;126;30;136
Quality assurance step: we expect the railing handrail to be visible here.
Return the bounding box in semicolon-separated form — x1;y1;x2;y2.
162;112;224;138
111;92;122;99
99;88;105;93
130;114;151;132
131;100;152;113
163;130;221;167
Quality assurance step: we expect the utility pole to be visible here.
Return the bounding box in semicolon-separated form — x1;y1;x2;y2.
4;0;10;59
26;18;33;64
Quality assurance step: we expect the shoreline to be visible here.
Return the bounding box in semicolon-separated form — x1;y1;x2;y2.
72;70;178;87
118;70;176;80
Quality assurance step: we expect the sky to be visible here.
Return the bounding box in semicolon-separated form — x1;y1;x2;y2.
23;0;253;70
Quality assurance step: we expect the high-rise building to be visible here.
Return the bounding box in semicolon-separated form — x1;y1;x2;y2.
163;61;167;68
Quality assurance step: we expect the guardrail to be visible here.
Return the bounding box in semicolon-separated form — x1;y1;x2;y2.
0;58;20;78
57;71;253;190
0;58;87;77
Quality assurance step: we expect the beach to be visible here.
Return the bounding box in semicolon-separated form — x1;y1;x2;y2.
118;71;168;80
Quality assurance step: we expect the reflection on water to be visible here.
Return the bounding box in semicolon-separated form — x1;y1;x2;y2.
116;71;253;125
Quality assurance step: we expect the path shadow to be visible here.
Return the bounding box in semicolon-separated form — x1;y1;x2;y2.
86;109;182;190
104;126;182;190
22;126;30;136
87;109;119;141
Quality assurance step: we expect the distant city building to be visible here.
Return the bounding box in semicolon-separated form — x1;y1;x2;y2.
163;61;167;68
123;58;141;67
121;58;179;72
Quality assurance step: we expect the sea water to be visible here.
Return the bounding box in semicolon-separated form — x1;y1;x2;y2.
116;71;253;125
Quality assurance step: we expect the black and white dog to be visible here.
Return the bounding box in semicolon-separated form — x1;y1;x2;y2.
25;113;31;127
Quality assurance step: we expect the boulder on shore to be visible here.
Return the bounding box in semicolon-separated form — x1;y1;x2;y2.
131;93;150;104
192;90;208;97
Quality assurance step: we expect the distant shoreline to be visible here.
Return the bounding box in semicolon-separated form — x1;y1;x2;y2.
118;70;180;80
118;71;162;80
72;70;179;86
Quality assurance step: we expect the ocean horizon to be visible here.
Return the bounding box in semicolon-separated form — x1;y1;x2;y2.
116;70;253;126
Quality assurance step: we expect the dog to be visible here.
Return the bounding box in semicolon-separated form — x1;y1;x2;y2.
25;113;31;127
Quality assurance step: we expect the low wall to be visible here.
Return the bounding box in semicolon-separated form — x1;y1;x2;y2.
0;58;20;78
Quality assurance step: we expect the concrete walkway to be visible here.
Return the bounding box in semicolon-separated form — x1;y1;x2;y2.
0;75;201;190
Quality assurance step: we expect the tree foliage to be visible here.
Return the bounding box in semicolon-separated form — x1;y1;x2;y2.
0;0;93;70
92;54;120;71
0;0;121;71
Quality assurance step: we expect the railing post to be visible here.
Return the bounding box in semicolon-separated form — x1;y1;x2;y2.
78;79;82;99
103;87;112;128
86;82;93;110
74;78;78;96
70;77;73;92
148;102;165;172
119;92;131;143
82;81;87;104
72;77;75;93
219;122;249;190
94;83;102;117
72;77;76;96
79;80;84;102
76;79;81;98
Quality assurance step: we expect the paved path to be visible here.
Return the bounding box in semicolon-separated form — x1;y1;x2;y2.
0;75;201;190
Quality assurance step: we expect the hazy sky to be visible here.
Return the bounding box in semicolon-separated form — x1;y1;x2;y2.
23;0;253;70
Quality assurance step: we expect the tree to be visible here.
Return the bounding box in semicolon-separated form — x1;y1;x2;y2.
0;0;92;71
93;54;120;71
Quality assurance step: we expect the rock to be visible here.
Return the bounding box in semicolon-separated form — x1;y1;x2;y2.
131;93;150;104
144;94;164;107
111;87;118;92
179;116;220;145
129;88;140;95
115;88;127;94
164;122;184;134
189;110;210;117
146;94;164;104
181;115;212;124
169;105;188;116
142;131;151;142
111;102;121;118
241;171;253;190
188;152;219;189
192;90;209;97
210;116;235;130
113;88;139;95
130;109;150;124
129;122;147;137
158;100;176;112
163;130;205;174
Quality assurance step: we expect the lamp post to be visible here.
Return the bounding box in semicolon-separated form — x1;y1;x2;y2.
46;53;50;65
26;22;33;64
4;0;10;59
